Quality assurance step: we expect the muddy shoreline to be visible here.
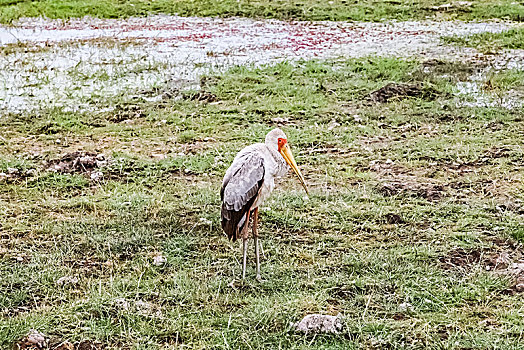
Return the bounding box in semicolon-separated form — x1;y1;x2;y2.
1;15;523;113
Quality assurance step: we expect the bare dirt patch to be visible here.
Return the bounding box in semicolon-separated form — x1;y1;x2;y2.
44;152;108;178
443;146;522;172
51;340;105;350
368;82;442;103
421;58;481;79
0;167;36;183
370;160;445;201
14;329;107;350
108;104;145;123
179;139;217;154
183;90;218;103
2;294;43;318
63;257;109;278
484;146;512;160
383;213;406;224
379;181;444;201
440;238;524;293
440;248;488;269
370;155;523;205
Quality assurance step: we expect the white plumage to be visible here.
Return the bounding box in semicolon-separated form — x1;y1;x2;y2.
220;128;308;280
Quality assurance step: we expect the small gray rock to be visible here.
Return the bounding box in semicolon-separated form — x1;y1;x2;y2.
293;313;343;334
508;262;524;275
152;254;167;266
399;302;414;312
112;298;162;317
56;276;79;286
26;168;37;177
90;171;104;181
135;300;162;317
19;329;48;348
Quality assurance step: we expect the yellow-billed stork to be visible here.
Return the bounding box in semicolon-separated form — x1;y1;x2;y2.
221;128;308;280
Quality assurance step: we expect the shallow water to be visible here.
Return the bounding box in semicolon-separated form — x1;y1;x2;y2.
1;15;522;113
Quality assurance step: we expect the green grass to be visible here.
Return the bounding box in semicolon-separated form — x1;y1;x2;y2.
1;57;523;348
443;28;524;52
1;0;524;23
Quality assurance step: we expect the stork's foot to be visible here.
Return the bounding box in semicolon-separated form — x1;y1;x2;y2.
256;274;265;283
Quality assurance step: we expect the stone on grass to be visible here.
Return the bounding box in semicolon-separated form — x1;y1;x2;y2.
113;298;162;317
399;302;414;312
56;276;79;286
90;171;104;181
134;300;162;317
293;313;343;334
509;262;524;292
508;262;524;275
15;329;48;349
113;298;131;311
152;254;167;266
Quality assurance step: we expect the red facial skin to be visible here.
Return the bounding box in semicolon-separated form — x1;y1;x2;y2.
277;138;287;152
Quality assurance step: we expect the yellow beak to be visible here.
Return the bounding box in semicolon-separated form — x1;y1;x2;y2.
279;143;309;195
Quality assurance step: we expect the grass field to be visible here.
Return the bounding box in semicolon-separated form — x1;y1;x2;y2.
1;55;523;348
1;0;524;23
443;28;524;52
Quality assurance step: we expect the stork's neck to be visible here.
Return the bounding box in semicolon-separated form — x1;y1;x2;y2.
266;144;289;176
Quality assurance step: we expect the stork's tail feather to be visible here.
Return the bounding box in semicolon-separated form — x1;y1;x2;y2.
221;206;248;242
221;195;256;241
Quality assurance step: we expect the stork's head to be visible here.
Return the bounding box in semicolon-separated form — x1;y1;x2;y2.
265;128;309;195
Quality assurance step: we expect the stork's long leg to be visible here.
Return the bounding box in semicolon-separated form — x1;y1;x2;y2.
241;210;251;280
242;237;248;280
252;208;261;281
